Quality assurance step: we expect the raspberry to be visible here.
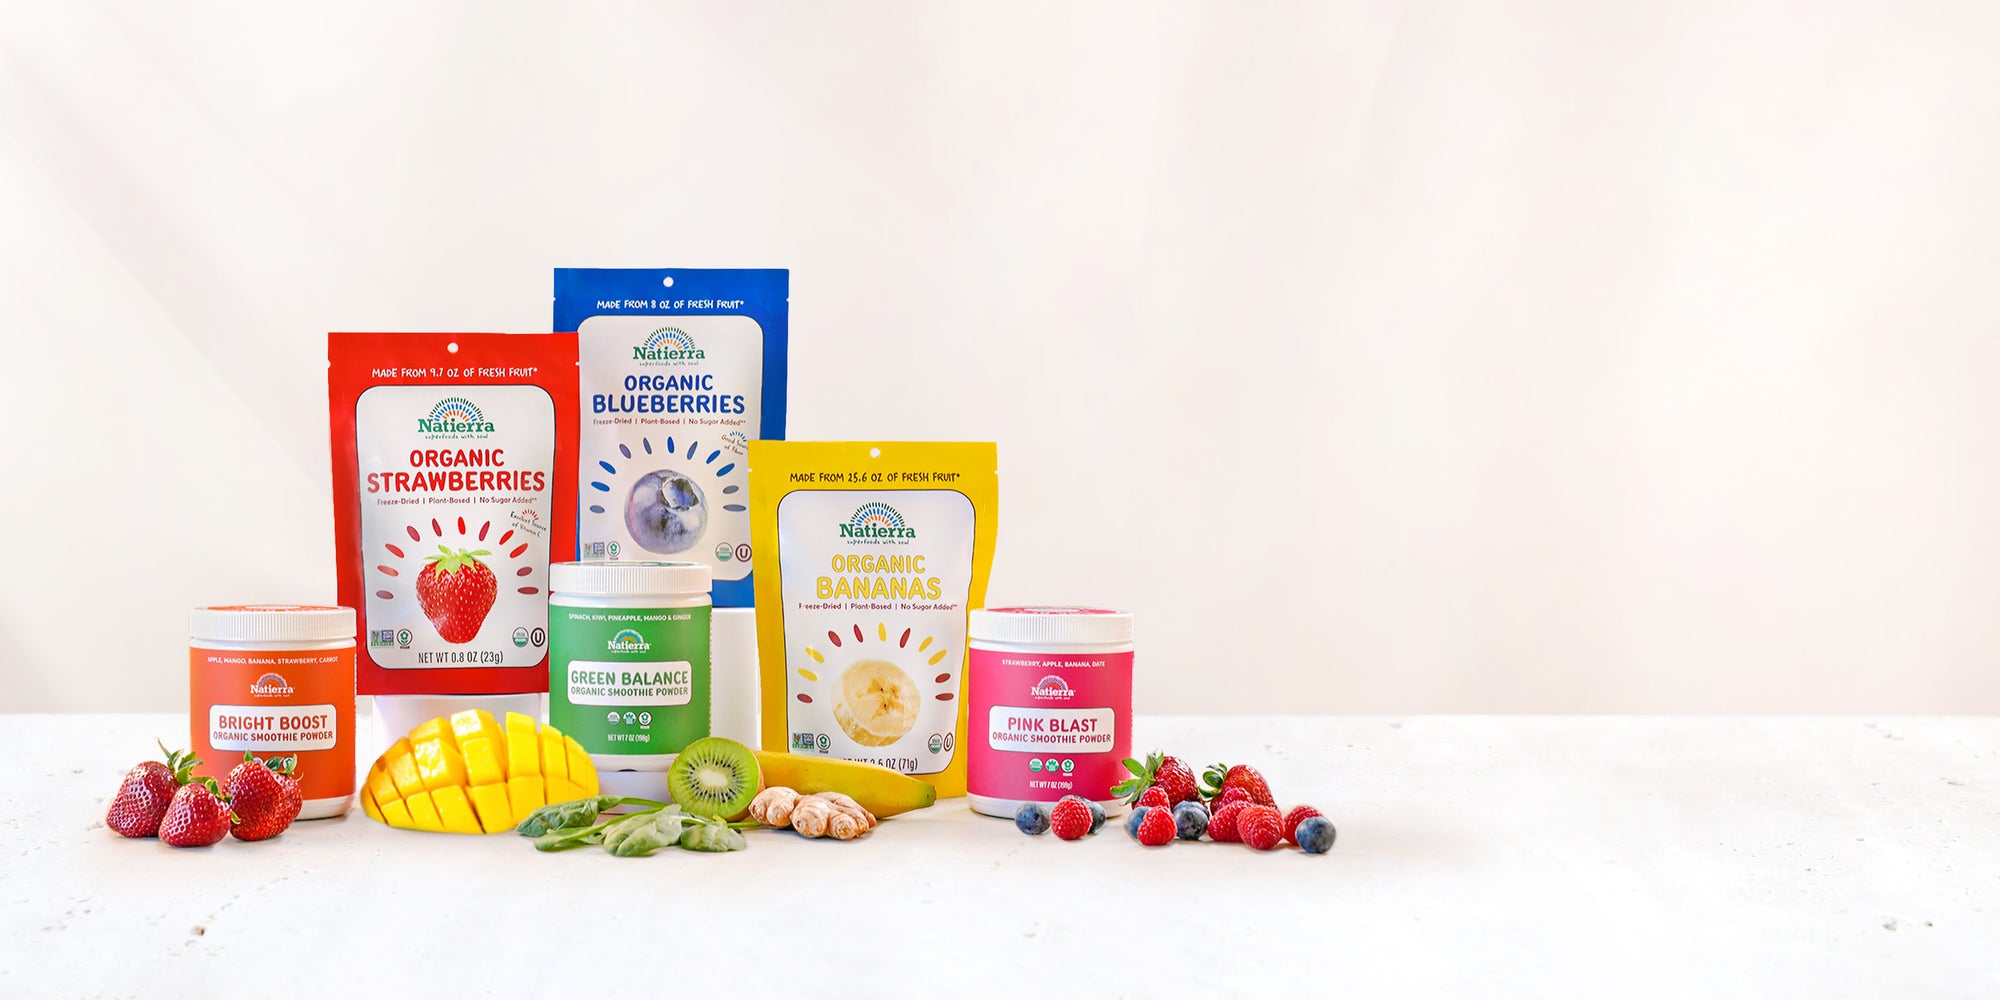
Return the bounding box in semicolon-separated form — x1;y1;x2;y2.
1136;805;1176;846
1296;816;1336;854
1208;801;1249;843
1171;801;1209;840
1282;805;1324;845
1214;787;1250;809
1136;786;1170;810
1124;806;1152;839
1238;805;1283;850
1014;802;1050;836
1050;797;1093;840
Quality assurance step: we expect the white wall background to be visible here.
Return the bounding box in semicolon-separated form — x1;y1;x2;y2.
3;2;1998;715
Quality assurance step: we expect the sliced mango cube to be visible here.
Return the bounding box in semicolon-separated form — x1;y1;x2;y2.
431;786;482;835
468;783;513;834
461;736;506;787
450;708;501;746
385;740;425;798
539;731;567;781
379;797;415;830
413;737;468;792
404;790;444;833
363;712;599;835
506;775;545;819
564;737;599;797
366;761;399;806
545;776;587;805
504;713;540;778
408;717;453;749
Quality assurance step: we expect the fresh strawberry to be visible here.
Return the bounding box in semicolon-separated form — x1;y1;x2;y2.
1135;805;1176;846
226;753;303;842
159;779;234;848
1112;752;1201;806
1202;763;1275;807
1213;786;1250;810
1049;797;1093;841
105;742;196;839
1208;801;1249;843
415;546;497;643
1238;805;1284;851
1136;786;1170;810
1282;805;1324;845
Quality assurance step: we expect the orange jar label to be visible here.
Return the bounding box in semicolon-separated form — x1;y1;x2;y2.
190;646;355;802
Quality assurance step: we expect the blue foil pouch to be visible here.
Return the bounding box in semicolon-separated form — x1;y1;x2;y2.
555;268;789;607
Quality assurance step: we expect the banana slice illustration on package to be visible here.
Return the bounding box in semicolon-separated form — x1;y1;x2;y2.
833;659;920;747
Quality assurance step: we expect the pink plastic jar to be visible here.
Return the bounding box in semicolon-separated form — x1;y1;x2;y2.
966;606;1134;818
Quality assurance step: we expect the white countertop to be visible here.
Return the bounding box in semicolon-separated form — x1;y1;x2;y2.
5;714;1996;998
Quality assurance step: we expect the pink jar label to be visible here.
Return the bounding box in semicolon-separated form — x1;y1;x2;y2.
967;646;1132;803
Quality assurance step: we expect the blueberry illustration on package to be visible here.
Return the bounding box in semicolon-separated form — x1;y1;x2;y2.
555;268;788;609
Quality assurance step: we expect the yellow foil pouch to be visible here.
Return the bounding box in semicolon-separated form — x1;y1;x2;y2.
750;442;997;798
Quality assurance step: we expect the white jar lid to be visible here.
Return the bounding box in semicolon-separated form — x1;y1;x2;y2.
190;605;356;643
969;606;1133;645
550;560;711;597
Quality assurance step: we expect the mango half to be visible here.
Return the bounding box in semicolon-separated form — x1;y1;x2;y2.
361;710;599;834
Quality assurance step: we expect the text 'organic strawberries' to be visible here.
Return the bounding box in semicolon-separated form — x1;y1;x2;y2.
329;333;578;696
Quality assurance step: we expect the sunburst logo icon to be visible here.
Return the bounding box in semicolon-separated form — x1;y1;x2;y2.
418;397;494;437
839;502;915;541
632;327;705;364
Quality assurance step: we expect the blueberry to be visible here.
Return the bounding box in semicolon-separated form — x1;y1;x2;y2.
1172;801;1209;840
1124;806;1151;839
1296;816;1336;854
1014;802;1050;836
1085;798;1107;834
625;469;707;554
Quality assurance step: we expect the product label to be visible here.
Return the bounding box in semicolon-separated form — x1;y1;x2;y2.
776;490;974;776
985;707;1117;753
208;704;340;751
548;605;711;756
189;646;355;801
968;648;1132;803
353;384;557;670
577;316;762;589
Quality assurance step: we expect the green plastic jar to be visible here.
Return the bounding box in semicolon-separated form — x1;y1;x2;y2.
547;561;712;769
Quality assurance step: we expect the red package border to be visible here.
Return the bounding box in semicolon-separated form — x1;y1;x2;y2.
329;333;579;696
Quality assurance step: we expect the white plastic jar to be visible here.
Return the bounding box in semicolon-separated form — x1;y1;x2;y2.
189;605;356;820
966;607;1135;818
547;561;713;778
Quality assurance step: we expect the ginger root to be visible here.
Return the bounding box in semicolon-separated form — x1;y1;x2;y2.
749;786;802;828
755;787;879;840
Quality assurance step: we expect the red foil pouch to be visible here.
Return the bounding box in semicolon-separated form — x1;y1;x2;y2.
329;333;579;695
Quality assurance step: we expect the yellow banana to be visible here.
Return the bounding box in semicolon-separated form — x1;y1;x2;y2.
752;751;937;818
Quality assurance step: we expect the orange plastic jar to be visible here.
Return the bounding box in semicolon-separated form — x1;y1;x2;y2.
190;605;356;819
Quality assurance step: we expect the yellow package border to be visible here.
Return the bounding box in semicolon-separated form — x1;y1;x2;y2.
749;441;998;799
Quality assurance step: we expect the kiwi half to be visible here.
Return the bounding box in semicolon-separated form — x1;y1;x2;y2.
666;737;764;820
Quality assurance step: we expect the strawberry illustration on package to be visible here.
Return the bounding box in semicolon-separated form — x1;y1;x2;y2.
329;333;579;695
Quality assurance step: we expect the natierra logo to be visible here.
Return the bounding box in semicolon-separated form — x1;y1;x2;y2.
418;397;495;437
840;502;915;542
607;628;652;653
1030;675;1075;701
633;327;704;364
250;672;295;698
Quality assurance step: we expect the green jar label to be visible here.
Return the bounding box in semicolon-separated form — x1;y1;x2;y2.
549;604;711;756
